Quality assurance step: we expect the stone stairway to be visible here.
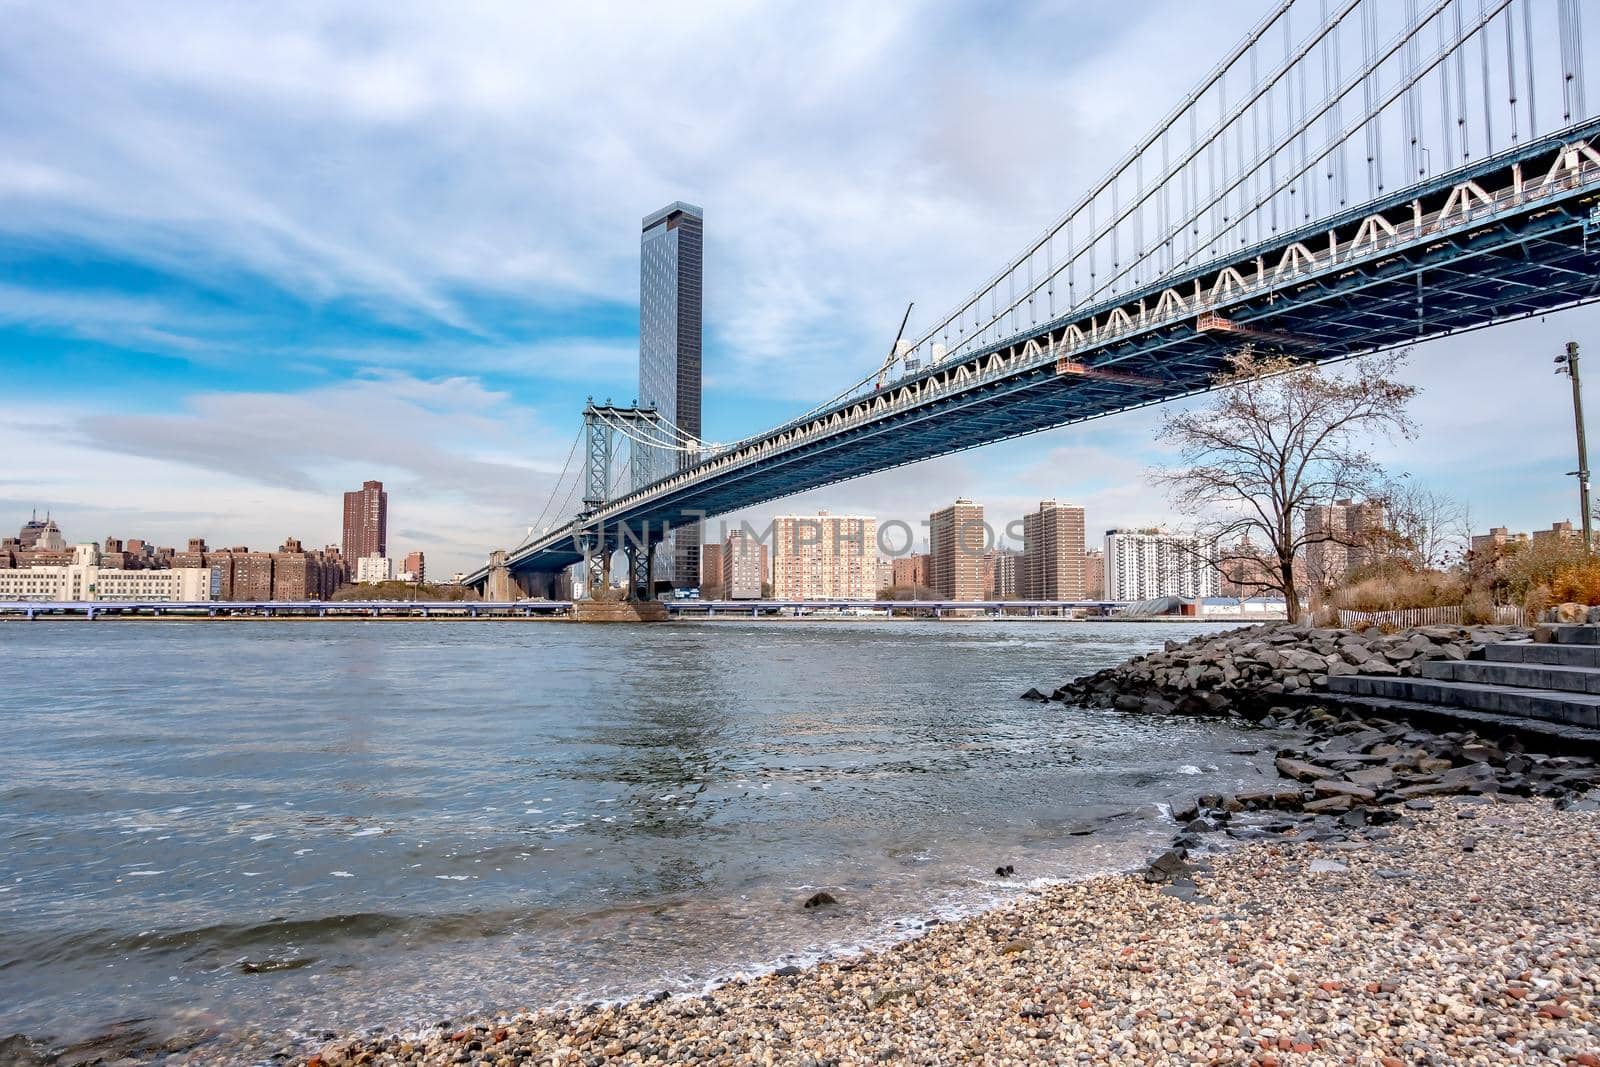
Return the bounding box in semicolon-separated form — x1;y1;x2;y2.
1325;626;1600;731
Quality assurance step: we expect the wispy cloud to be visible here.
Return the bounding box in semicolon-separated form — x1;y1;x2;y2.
2;0;1598;572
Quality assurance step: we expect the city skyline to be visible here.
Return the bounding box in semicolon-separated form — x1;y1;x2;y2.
4;2;1600;575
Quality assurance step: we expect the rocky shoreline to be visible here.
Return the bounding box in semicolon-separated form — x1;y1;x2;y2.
274;798;1599;1067
16;622;1599;1066
1034;621;1535;715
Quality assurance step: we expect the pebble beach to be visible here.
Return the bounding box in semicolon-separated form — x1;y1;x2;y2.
303;797;1600;1066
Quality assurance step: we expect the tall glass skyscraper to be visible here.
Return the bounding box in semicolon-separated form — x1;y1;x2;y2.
639;201;703;588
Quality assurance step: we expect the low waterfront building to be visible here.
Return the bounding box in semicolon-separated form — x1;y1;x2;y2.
0;543;216;602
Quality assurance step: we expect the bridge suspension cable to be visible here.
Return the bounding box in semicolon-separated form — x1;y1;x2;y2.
868;0;1592;393
515;427;584;549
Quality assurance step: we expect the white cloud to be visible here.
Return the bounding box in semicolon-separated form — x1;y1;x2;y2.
0;375;579;574
0;0;1253;398
3;0;1600;570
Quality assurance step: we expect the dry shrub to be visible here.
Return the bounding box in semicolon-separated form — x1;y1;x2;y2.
1495;537;1590;604
1523;584;1552;626
1461;589;1496;625
1329;569;1466;613
1549;559;1600;605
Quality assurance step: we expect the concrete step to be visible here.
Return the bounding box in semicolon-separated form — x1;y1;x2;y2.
1324;674;1600;729
1294;692;1600;755
1536;624;1600;645
1485;641;1600;667
1420;658;1600;694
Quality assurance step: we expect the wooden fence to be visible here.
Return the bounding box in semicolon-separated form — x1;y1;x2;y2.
1336;604;1522;629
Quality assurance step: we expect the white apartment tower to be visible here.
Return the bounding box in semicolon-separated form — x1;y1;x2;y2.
1103;528;1219;601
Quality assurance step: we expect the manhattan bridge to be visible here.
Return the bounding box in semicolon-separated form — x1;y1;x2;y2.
467;0;1600;601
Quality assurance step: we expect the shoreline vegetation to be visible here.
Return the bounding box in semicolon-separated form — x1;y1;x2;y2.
16;622;1598;1065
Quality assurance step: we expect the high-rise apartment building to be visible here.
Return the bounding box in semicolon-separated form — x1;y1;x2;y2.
721;529;766;599
1020;500;1087;599
1532;519;1580;544
771;511;877;600
342;480;388;570
639;201;704;589
929;499;985;601
1303;498;1384;588
1104;528;1219;601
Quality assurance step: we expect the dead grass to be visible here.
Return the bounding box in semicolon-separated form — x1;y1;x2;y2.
1328;570;1467;613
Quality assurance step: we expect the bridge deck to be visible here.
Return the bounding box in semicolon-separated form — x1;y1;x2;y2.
474;121;1600;587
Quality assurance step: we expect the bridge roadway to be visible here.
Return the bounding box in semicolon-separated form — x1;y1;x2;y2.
470;121;1600;591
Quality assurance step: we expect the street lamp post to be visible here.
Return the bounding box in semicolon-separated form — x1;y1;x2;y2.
1556;341;1594;555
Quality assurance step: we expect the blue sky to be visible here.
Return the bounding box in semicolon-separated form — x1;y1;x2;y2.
3;1;1597;575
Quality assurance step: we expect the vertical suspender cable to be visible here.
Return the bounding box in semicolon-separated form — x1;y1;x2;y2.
1522;0;1537;137
1559;0;1573;122
1404;0;1422;175
1573;0;1587;120
1455;0;1470;157
1297;26;1311;219
1362;2;1380;195
1479;0;1495;153
1505;0;1519;143
1557;0;1586;122
1323;0;1337;209
1446;8;1459;163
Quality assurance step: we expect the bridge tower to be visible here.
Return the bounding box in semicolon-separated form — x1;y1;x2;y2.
578;399;673;613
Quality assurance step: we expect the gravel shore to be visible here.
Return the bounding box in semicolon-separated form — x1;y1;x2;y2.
304;798;1599;1066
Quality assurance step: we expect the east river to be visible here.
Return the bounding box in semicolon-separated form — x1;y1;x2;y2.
0;619;1286;1056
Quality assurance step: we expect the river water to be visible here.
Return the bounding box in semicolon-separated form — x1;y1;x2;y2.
0;619;1285;1058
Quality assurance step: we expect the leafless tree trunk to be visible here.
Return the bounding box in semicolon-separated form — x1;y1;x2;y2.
1154;349;1417;624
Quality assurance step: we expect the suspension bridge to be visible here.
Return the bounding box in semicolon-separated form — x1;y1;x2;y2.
467;0;1600;601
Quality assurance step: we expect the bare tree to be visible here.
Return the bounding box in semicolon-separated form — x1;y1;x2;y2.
1154;349;1417;623
1371;479;1471;572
